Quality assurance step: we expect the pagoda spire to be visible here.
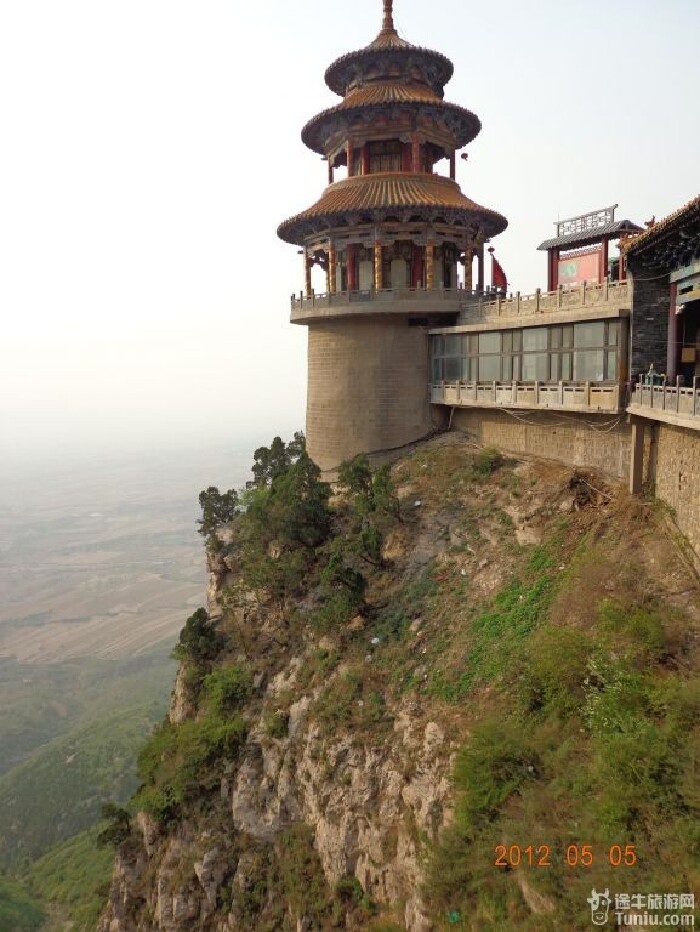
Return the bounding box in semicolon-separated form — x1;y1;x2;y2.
382;0;395;33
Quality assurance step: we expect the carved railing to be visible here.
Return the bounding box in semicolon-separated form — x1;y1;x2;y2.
630;377;700;423
430;380;622;413
458;279;629;324
289;279;630;320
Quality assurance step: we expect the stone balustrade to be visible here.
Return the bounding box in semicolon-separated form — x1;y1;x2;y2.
290;279;630;324
628;379;700;430
430;380;622;413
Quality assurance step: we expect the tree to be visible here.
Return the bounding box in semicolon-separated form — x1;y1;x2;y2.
172;608;223;663
198;486;239;537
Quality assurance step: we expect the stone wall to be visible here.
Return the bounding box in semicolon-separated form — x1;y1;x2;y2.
628;263;670;379
648;422;700;565
451;408;632;480
306;318;446;471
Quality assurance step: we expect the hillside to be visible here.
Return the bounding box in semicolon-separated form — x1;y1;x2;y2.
98;434;700;931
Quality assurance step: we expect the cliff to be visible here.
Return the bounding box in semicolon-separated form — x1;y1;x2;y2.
98;434;700;932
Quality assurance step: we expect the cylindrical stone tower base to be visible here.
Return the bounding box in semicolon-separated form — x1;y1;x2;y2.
305;316;439;471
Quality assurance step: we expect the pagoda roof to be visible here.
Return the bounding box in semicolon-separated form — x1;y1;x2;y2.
623;194;700;257
301;87;481;154
278;172;507;245
324;1;453;96
537;219;643;252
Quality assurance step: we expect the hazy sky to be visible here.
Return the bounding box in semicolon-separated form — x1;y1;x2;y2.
2;0;698;463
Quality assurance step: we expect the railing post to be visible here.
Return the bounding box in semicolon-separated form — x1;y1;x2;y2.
559;380;564;406
585;380;591;407
497;295;502;316
456;380;461;404
604;276;609;301
662;376;667;410
493;380;497;403
694;377;699;417
535;288;541;313
557;284;562;309
473;380;478;402
581;281;586;306
516;291;521;315
512;379;517;404
677;376;682;413
534;380;540;405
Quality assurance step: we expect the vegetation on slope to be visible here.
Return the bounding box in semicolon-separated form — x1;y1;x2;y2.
0;875;45;931
0;702;164;868
105;434;700;931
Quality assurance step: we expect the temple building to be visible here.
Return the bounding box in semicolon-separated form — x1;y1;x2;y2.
278;0;507;470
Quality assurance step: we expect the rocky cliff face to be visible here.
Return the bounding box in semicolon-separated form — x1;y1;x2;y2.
100;543;455;931
98;435;700;931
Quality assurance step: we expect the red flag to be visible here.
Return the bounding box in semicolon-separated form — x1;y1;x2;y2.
492;254;508;291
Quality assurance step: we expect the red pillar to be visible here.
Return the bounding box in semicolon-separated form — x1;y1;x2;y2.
402;143;412;172
449;151;456;180
413;245;424;288
346;141;353;177
547;248;559;291
476;245;484;293
412;137;421;172
601;238;609;283
667;283;678;380
362;143;370;175
347;244;357;291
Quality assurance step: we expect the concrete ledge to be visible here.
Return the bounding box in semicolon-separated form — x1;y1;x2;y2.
626;404;700;432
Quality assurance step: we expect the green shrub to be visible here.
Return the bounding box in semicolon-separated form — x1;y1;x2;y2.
96;803;131;848
265;710;289;739
202;665;252;715
473;447;503;478
135;716;246;823
171;608;223;663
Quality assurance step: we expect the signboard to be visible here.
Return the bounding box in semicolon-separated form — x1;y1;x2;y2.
556;205;617;239
558;248;602;286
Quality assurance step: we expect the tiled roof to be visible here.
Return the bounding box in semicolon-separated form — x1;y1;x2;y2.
278;173;507;244
623;194;700;254
537;220;643;251
301;88;480;153
341;82;441;107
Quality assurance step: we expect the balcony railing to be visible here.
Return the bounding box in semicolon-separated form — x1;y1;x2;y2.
290;279;630;321
430;380;622;413
458;279;630;324
629;377;700;426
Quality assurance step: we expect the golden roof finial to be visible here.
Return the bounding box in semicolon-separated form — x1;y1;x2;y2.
382;0;395;33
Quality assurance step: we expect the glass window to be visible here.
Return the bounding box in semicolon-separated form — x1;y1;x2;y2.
444;357;461;380
606;350;617;380
444;335;460;356
502;355;513;381
461;357;472;381
432;358;443;381
522;353;549;381
574;321;605;348
478;332;501;354
523;328;548;351
561;354;572;380
512;330;522;351
562;326;574;347
550;327;562;349
607;321;619;346
479;355;501;381
550;354;560;381
432;335;444;356
512;356;521;380
502;331;513;353
574;350;605;381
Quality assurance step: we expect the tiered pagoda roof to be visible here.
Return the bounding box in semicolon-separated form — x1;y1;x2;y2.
278;0;506;247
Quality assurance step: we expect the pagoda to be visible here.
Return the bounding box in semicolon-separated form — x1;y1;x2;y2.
278;0;507;470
